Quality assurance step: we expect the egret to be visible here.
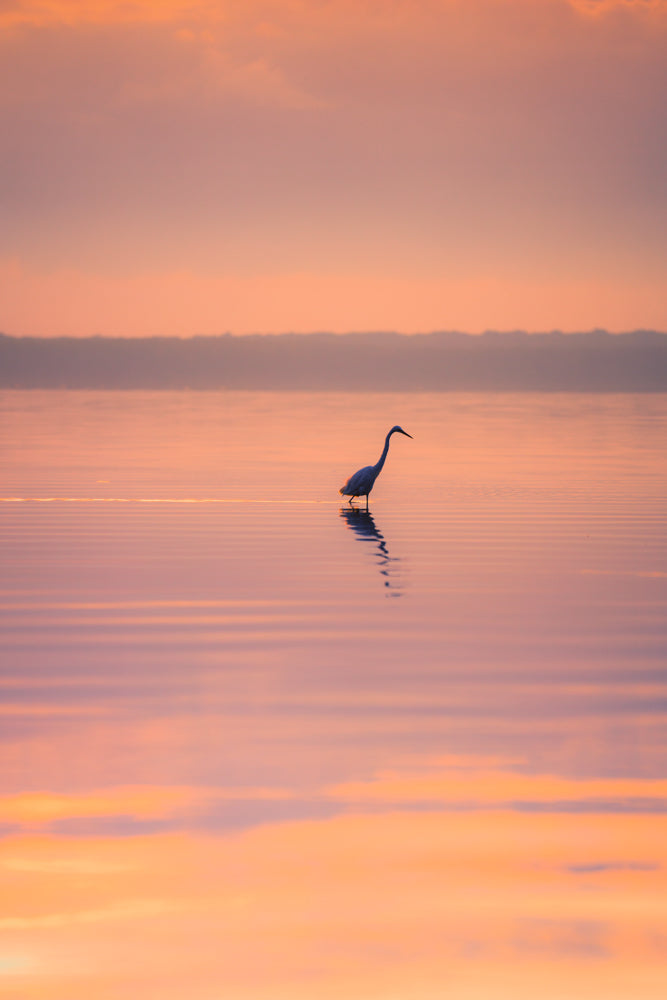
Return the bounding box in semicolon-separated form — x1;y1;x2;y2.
339;425;413;508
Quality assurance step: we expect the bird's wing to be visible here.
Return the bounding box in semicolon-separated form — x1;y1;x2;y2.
340;465;374;494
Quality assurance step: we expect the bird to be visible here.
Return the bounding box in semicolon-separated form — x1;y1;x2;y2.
339;426;413;508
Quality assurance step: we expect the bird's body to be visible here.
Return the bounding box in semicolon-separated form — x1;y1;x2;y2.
339;425;412;508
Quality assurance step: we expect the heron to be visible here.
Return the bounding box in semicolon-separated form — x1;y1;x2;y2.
339;425;413;508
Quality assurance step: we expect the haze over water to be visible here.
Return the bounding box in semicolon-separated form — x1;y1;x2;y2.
1;389;666;999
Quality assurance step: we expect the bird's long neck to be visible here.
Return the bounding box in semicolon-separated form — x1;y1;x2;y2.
374;430;394;474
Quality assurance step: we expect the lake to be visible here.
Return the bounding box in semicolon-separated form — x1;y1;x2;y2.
1;389;666;999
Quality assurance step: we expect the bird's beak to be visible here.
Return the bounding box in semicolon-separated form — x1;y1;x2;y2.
401;430;413;438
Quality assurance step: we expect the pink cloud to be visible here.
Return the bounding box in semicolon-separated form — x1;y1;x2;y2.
1;0;665;333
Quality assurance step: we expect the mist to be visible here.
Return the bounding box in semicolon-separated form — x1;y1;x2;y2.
2;330;666;391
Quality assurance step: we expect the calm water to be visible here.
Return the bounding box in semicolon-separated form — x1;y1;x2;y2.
1;390;666;999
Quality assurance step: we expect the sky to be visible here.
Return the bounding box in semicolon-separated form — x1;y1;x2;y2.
1;0;666;336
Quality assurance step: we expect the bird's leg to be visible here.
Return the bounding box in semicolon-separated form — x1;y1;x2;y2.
348;496;354;506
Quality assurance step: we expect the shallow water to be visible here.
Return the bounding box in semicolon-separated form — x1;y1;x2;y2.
1;390;666;998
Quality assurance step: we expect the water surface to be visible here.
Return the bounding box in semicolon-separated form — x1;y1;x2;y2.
1;390;666;998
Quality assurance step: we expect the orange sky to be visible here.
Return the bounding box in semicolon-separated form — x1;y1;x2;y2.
1;0;666;335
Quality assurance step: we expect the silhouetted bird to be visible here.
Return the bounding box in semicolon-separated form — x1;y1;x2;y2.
339;425;412;508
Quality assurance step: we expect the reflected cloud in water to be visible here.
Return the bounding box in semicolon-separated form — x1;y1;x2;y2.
339;507;404;596
3;391;667;998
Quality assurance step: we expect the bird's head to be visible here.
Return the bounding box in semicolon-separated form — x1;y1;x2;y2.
390;425;413;439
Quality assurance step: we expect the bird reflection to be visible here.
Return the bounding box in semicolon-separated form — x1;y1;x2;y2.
339;507;404;596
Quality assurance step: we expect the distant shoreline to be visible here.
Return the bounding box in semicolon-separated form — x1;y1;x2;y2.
2;330;666;391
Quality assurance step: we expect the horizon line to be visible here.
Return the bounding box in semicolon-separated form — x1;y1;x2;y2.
2;328;667;341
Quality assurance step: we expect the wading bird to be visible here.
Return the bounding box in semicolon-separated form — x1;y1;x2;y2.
339;426;413;508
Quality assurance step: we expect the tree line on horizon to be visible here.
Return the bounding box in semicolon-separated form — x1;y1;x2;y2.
1;330;666;391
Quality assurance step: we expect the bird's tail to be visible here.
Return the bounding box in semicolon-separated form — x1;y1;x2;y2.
339;487;345;495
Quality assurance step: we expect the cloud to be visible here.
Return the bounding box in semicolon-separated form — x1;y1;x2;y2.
513;918;610;958
0;9;325;111
1;0;666;331
569;0;667;15
2;808;666;996
0;786;197;826
190;47;328;109
0;897;176;931
4;763;665;841
0;783;298;830
0;0;212;31
325;759;667;812
3;856;132;874
567;860;661;872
